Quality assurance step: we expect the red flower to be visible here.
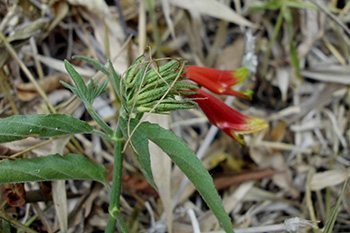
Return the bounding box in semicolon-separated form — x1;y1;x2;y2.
189;89;267;144
185;66;252;99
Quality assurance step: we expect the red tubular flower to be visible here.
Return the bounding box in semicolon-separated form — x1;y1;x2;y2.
185;66;252;99
189;89;267;144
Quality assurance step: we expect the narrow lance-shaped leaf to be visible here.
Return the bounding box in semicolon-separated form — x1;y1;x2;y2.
119;117;156;189
86;79;109;103
64;60;88;99
323;182;348;233
107;60;121;99
72;55;109;75
0;154;107;185
0;114;93;143
64;60;108;105
135;121;233;233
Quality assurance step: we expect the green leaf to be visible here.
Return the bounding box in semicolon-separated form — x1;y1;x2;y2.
249;0;282;11
94;80;109;99
86;79;108;103
119;117;156;188
250;0;315;11
284;0;316;10
0;114;92;143
136;122;233;233
124;55;145;85
72;55;109;75
0;154;107;184
69;56;122;101
107;60;121;98
64;60;108;104
64;60;88;100
323;182;347;233
60;81;79;97
289;40;301;79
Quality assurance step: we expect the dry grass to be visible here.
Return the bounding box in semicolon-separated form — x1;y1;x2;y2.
0;0;349;232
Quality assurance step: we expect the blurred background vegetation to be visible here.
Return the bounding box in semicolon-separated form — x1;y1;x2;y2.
0;0;349;232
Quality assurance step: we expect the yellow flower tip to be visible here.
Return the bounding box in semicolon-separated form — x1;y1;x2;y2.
231;117;268;145
244;117;268;134
241;90;254;100
231;132;246;145
232;67;250;83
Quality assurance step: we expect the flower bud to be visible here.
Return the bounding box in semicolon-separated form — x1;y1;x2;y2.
120;57;197;115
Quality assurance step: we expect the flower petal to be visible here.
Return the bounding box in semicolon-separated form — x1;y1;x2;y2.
190;89;267;144
185;66;251;99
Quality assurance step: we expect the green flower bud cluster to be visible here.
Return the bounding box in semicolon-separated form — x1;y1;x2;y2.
120;56;198;114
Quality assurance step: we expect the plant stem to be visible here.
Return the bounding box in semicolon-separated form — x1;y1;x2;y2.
105;126;127;233
87;105;114;136
146;0;162;58
260;9;284;76
0;210;37;233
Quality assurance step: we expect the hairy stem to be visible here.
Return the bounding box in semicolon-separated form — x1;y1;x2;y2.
105;126;127;233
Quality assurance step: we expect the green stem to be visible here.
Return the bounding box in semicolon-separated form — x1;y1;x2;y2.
0;210;37;233
105;126;127;233
86;105;114;136
261;9;284;76
146;0;162;58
